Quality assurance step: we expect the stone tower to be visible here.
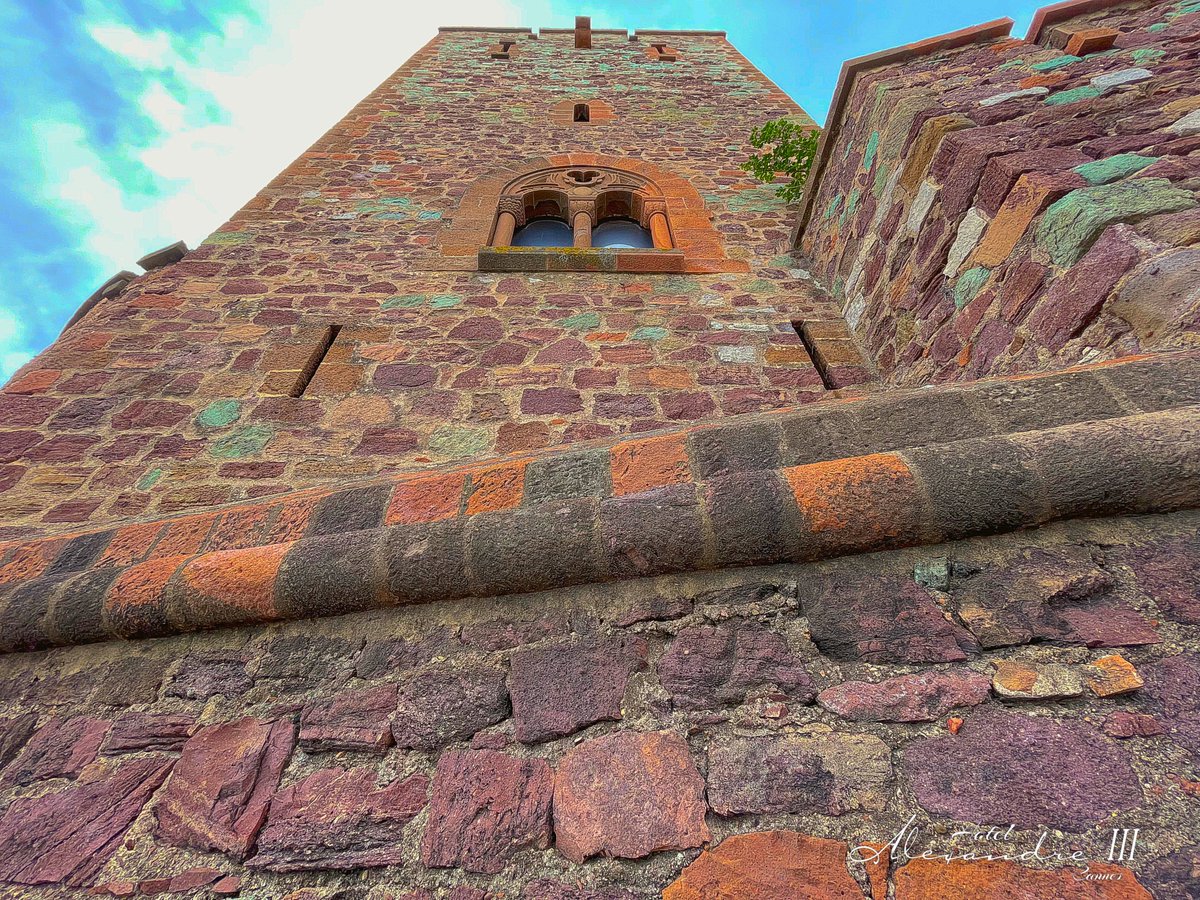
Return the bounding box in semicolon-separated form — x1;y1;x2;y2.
1;4;1199;897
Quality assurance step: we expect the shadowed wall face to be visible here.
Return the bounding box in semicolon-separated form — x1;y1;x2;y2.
0;28;847;540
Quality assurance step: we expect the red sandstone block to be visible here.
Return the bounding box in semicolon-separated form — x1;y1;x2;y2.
465;461;527;515
971;171;1084;268
5;369;61;394
1064;27;1118;56
105;555;189;639
0;540;64;585
611;433;691;496
150;514;216;559
261;496;320;545
783;453;919;545
207;505;275;552
385;472;465;525
175;544;290;627
99;522;163;568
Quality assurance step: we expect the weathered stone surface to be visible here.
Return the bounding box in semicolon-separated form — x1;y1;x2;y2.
1026;224;1141;351
658;621;814;709
707;731;892;816
299;683;396;752
1103;711;1164;739
1142;847;1200;900
0;712;37;770
509;636;647;743
0;756;172;886
354;628;458;676
555;731;709;862
904;708;1142;830
1122;536;1200;625
664;830;865;900
1;716;108;787
102;712;195;754
1108;248;1200;348
165;651;252;699
894;858;1150;898
951;549;1157;649
255;635;356;691
817;669;990;722
420;749;553;874
803;576;977;663
166;868;223;892
1084;654;1143;697
614;592;693;627
524;881;642;900
991;659;1083;700
392;665;509;749
155;717;295;858
1141;652;1200;763
249;767;428;871
460;614;570;651
1034;178;1195;266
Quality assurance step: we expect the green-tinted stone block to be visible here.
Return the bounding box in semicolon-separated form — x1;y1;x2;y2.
375;212;408;221
654;276;699;295
1073;153;1158;185
382;294;426;310
1031;55;1080;72
998;59;1027;70
202;231;251;246
562;312;600;330
863;131;880;172
417;210;442;220
1146;21;1169;31
954;267;992;308
632;326;668;341
197;399;241;429
1034;178;1197;266
429;426;489;459
1131;47;1166;63
210;424;273;459
1045;85;1102;106
136;468;163;491
429;294;462;309
825;194;844;220
873;163;890;197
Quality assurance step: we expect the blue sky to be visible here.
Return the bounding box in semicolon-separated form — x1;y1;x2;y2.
0;0;1041;383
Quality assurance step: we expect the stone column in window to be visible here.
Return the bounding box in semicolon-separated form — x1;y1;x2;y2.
570;199;594;249
643;200;672;249
493;196;524;246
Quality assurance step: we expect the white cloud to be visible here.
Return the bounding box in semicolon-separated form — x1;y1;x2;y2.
2;0;559;383
76;0;548;257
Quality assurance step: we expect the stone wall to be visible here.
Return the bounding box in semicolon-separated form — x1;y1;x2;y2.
0;28;862;542
797;0;1200;387
0;510;1196;897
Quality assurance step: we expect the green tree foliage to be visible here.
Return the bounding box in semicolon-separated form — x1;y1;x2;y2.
740;118;820;203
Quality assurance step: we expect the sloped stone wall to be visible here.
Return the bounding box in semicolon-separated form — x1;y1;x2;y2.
0;28;855;542
0;511;1196;897
798;0;1200;387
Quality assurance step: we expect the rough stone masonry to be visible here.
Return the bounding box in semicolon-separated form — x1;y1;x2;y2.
0;1;1198;898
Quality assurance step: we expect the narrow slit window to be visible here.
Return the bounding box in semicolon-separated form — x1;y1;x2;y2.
791;320;836;391
573;103;590;123
650;42;678;61
292;324;341;397
490;40;516;59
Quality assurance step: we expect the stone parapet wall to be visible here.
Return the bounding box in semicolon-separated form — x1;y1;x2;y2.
797;0;1200;387
1;350;1197;652
0;510;1195;896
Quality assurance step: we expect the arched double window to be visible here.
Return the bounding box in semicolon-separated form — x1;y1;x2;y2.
490;165;672;251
